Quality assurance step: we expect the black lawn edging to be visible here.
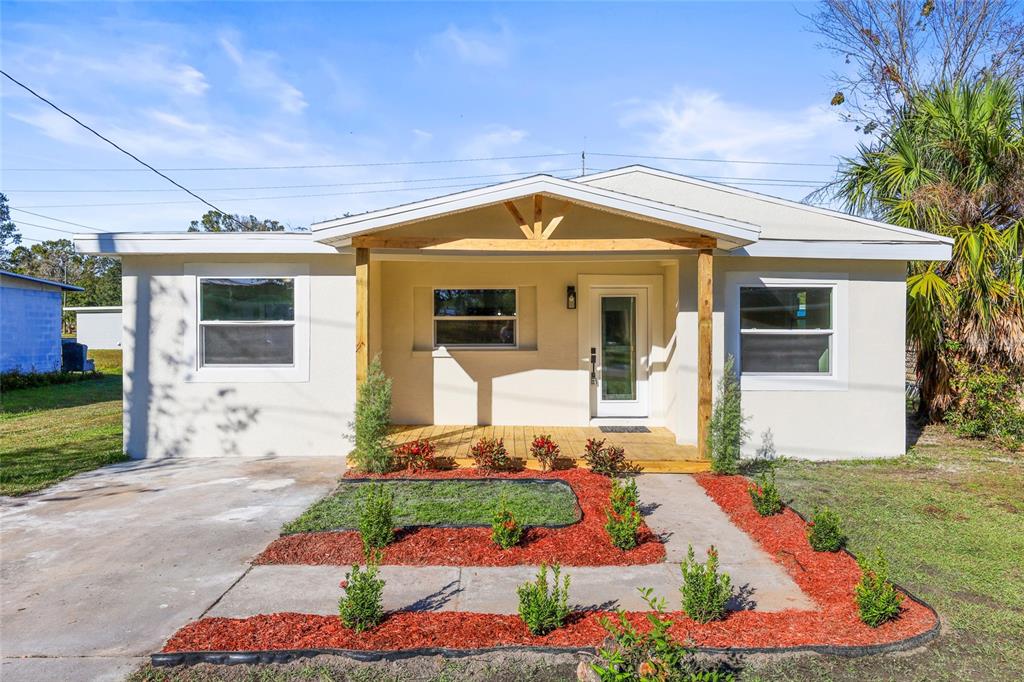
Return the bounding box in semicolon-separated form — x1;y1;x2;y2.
282;476;583;534
153;478;942;668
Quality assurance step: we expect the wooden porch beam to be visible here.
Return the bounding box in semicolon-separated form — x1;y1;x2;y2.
540;201;573;239
355;247;369;388
533;195;543;239
502;201;534;240
696;248;713;460
350;236;717;251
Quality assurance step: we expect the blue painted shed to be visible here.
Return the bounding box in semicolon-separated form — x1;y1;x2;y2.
1;270;84;373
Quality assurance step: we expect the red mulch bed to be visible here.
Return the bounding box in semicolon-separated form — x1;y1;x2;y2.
254;468;665;567
166;473;939;654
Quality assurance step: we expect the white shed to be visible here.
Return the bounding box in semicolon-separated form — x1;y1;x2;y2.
65;306;122;350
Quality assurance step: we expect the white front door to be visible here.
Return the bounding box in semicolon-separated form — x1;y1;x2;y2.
589;287;649;417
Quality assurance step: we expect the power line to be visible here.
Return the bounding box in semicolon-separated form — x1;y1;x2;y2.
9;208;104;231
4;168;583;194
1;70;244;226
10;219;76;235
4;153;579;172
588;152;836;168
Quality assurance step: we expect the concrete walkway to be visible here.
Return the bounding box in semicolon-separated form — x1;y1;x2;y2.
209;475;814;619
0;456;339;682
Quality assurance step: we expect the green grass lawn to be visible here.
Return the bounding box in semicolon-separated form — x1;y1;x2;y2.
283;479;580;533
741;427;1024;682
0;350;128;496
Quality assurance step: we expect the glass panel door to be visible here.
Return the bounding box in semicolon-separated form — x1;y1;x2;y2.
601;296;637;401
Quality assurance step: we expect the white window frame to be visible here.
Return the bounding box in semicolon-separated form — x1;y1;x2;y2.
184;263;310;383
432;287;518;349
725;273;848;391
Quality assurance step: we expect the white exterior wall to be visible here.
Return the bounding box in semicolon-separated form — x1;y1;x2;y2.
669;256;907;460
72;309;123;349
121;254;354;459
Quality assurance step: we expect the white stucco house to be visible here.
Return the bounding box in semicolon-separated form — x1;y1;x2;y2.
74;166;951;465
65;306;123;350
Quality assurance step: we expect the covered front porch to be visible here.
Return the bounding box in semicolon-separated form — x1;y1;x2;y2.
388;424;707;473
314;176;761;471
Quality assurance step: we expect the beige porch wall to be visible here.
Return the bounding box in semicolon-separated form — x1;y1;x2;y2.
372;257;682;431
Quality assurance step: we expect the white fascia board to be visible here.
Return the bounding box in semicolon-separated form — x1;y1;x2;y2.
311;175;761;244
64;306;123;312
732;239;953;261
74;232;343;256
579;166;955;246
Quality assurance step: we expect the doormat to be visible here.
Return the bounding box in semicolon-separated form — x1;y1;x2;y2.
599;426;650;433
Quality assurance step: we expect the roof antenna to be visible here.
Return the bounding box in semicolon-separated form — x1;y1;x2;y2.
581;137;587;176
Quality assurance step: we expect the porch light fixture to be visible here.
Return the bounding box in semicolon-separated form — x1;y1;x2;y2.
566;285;577;310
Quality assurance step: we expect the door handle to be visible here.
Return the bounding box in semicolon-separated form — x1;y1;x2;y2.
590;347;598;385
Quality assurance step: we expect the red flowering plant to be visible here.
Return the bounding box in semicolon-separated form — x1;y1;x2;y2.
530;434;560;471
393;438;436;472
470;437;511;471
491;497;523;549
583;438;637;476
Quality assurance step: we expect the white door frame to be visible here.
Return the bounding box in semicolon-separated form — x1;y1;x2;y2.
577;274;664;421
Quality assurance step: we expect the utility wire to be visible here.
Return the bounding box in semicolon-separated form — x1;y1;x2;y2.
9;208;104;231
10;219;76;235
4;168;583;194
1;70;244;226
5;152;579;172
588;152;837;168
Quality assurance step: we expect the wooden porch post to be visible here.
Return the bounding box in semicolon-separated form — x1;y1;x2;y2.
355;247;369;388
697;248;713;459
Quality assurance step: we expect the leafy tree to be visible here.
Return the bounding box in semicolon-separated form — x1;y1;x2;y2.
837;80;1023;420
188;210;304;232
0;193;23;268
807;0;1024;134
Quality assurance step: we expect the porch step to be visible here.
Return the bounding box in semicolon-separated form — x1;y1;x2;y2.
449;457;711;474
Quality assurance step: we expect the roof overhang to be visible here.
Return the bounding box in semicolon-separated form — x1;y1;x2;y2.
311;175;761;247
0;270;85;291
736;239;953;260
74;231;341;256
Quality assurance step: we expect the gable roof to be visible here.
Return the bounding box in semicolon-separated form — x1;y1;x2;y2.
311;174;761;246
0;269;85;291
579;166;953;255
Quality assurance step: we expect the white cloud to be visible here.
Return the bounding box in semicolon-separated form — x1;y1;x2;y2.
458;124;528;158
412;129;433;144
619;88;857;180
218;31;307;114
434;22;512;66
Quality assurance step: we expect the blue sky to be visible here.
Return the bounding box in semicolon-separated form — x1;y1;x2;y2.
1;1;862;239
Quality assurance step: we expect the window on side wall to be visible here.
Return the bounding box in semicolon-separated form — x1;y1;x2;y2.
433;288;516;348
739;286;833;375
198;277;296;366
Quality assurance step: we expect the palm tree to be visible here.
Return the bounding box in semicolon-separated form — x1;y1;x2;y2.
837;79;1023;421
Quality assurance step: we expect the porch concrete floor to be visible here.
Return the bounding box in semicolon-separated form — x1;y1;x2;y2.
388;424;709;473
209;474;813;619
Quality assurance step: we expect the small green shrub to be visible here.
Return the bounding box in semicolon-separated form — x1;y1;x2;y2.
605;478;642;550
530;434;560;471
470;437;511;471
592;587;692;681
0;369;103;391
517;563;571;636
748;468;782;517
855;548;904;627
808;507;846;552
350;356;394;473
946;361;1024;451
680;545;732;624
358;483;394;553
707;355;750;474
338;555;385;632
491;500;523;549
583;438;637;477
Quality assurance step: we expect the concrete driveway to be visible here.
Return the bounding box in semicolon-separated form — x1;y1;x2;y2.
0;456;339;682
